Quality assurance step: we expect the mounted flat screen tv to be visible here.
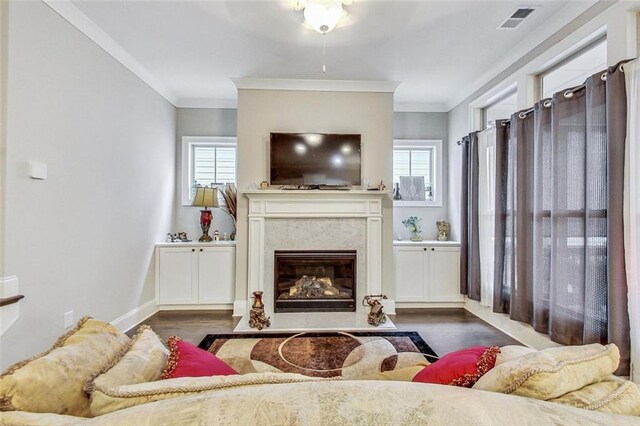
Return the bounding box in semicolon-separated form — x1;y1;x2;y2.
270;133;362;186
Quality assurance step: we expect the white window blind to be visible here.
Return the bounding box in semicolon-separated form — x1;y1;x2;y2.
181;137;237;205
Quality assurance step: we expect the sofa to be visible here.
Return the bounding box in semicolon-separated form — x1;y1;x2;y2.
1;317;639;426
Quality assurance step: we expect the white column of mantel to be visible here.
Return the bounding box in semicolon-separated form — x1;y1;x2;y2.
366;217;383;296
246;217;265;313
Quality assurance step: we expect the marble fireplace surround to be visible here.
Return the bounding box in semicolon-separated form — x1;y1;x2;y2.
234;190;392;321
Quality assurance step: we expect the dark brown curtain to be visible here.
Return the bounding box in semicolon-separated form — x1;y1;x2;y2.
606;64;631;375
493;63;630;374
460;132;481;300
493;121;510;314
460;135;469;295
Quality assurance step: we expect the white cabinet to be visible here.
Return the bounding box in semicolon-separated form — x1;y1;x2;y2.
394;243;463;304
156;243;235;306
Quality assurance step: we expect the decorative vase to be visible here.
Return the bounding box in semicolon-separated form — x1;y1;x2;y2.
393;182;402;200
410;231;423;242
252;291;265;309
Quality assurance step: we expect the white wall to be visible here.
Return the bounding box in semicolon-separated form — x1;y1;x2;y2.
393;112;449;241
0;1;176;368
235;89;394;302
174;108;237;239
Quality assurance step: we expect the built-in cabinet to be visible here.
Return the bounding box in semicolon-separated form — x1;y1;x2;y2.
156;242;235;307
394;242;463;304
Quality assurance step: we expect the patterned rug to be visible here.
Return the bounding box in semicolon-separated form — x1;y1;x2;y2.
198;331;438;378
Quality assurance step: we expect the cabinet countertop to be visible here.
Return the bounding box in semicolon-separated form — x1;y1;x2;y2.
393;240;460;247
156;241;236;248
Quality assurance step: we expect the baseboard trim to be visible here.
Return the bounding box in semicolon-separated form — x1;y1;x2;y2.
233;300;247;317
110;299;158;333
464;299;562;350
159;304;233;311
396;301;465;309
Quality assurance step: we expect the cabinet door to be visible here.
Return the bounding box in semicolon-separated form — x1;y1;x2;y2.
198;247;235;304
428;247;464;302
394;246;428;302
158;248;198;304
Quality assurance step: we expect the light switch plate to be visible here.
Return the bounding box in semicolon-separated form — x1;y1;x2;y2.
29;161;47;180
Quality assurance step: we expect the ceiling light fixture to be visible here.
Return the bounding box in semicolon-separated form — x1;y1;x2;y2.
295;0;351;73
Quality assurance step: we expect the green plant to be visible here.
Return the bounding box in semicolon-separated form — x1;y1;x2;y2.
402;216;422;234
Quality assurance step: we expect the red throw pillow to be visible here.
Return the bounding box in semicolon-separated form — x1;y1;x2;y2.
412;346;500;387
161;336;238;379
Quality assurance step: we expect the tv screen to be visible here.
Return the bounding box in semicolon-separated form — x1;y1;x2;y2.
270;133;361;186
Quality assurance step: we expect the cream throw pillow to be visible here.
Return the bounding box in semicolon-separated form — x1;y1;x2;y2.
550;375;640;417
0;317;130;417
473;343;620;400
90;372;327;415
85;325;168;397
495;345;537;365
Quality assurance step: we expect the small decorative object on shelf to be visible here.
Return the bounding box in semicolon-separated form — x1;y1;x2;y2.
378;180;386;191
402;216;423;241
363;294;388;326
213;230;220;241
249;291;271;330
393;182;402;200
167;233;191;243
436;220;450;241
260;181;269;189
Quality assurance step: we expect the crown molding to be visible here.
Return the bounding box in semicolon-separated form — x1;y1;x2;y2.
43;0;178;106
176;98;238;109
232;78;400;93
393;102;448;113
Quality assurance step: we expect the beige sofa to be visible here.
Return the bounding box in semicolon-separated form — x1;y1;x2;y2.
1;317;639;426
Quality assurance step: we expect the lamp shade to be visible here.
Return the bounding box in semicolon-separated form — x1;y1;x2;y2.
192;186;219;208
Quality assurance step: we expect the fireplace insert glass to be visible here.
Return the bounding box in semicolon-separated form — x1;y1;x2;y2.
274;250;356;313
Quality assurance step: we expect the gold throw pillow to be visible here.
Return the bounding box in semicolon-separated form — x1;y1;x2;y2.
0;317;130;417
472;343;620;400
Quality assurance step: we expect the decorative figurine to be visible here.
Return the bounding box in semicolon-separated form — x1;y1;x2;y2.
213;230;220;241
363;294;388;326
260;181;269;189
436;220;450;241
378;180;386;191
249;291;271;330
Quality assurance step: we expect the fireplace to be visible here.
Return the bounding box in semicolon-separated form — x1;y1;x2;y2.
274;250;357;313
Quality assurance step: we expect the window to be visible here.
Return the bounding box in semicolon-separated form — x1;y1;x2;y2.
540;38;607;99
393;140;442;207
181;136;237;205
483;90;517;129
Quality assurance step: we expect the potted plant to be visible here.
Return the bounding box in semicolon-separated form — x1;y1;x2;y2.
402;216;423;241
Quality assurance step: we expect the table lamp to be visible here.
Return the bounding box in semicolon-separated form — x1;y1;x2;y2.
192;186;219;242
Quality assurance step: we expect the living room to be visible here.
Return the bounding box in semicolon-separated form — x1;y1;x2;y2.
2;0;640;424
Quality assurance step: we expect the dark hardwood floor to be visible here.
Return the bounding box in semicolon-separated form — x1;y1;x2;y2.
134;308;519;356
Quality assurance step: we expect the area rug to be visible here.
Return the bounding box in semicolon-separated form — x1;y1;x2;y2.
198;331;438;378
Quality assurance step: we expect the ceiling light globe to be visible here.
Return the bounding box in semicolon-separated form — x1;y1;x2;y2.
303;1;344;34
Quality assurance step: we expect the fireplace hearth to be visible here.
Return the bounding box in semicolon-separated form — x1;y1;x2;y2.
274;250;356;313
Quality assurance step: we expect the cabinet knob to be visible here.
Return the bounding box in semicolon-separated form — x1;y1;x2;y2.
200;249;203;252
191;249;195;252
423;248;427;251
431;248;435;251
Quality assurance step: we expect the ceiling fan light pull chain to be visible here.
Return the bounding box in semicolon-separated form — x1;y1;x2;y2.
322;33;327;74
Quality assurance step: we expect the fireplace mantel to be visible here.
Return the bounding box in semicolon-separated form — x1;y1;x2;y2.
234;190;391;318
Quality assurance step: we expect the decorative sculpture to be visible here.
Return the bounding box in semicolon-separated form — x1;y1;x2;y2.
249;291;271;330
436;220;450;241
363;294;388;326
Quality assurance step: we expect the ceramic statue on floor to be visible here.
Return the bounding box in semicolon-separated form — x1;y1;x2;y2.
249;291;271;330
436;220;450;241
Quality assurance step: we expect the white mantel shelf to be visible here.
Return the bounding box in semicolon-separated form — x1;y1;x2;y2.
155;241;236;248
393;240;460;247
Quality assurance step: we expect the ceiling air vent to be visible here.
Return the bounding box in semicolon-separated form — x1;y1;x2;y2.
498;7;536;30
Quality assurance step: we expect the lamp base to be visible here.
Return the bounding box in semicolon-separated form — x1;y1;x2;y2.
199;234;213;242
199;208;213;242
